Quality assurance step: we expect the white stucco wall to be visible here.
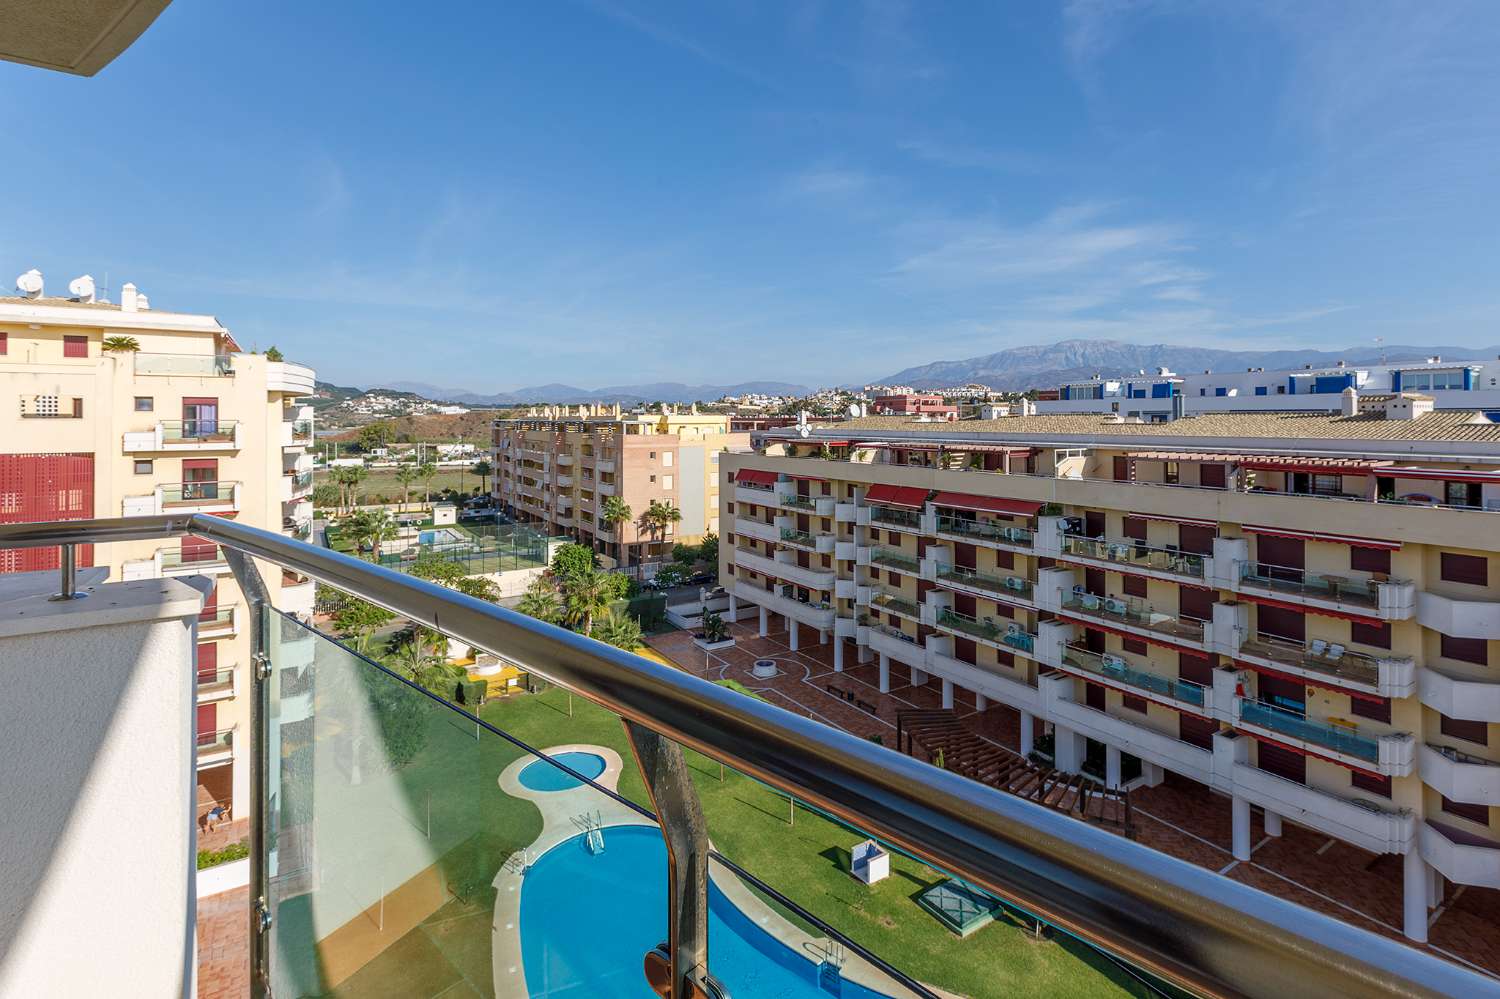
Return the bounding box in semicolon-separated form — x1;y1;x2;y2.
0;576;208;999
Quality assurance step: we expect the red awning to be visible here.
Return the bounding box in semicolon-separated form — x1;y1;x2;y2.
733;469;777;487
930;492;1042;517
1242;524;1400;551
1235;661;1386;704
1384;466;1500;484
865;484;929;508
1131;511;1219;529
1238;592;1385;627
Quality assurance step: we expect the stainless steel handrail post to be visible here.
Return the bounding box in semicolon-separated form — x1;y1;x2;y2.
47;543;84;601
226;548;273;999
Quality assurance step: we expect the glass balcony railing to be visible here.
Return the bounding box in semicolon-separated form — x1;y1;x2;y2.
196;728;234;756
779;493;816;510
936;515;1034;548
1062;643;1206;707
161;546;227;571
1237;697;1379;762
869;589;920;618
936;564;1033;599
160;419;239;443
869;546;919;573
161;481;237;506
198;607;234;630
290;419;314;441
134;352;235;376
1060;534;1204;579
286;469;314;491
779;527;817;548
935;607;1036;653
1236;562;1391;608
1061;591;1205;642
1237;635;1382;688
869;504;922;529
196;668;235;696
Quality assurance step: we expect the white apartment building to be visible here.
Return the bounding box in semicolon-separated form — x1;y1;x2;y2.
721;400;1500;943
0;273;315;828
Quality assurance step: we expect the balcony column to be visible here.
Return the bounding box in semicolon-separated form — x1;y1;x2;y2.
819;628;828;645
788;620;799;651
1403;850;1429;943
833;638;845;672
1105;745;1122;790
758;605;768;638
1019;712;1035;756
941;678;954;710
1054;725;1084;774
878;653;890;693
859;643;872;664
1263;810;1282;837
1232;796;1252;862
975;692;988;711
726;593;738;623
1427;866;1443;909
910;665;927;686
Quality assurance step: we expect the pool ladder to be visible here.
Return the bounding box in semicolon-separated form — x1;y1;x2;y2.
575;810;606;855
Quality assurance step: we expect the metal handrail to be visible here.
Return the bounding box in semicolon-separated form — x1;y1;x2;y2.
0;514;1485;999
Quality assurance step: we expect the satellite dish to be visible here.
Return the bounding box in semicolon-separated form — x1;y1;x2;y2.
68;274;95;303
799;426;811;438
847;403;861;418
15;269;43;298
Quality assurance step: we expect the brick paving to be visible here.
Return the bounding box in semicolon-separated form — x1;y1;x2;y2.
647;615;1500;982
197;886;248;998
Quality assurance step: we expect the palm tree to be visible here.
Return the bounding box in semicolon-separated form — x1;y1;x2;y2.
419;462;438;504
591;608;643;651
102;335;141;352
643;499;682;558
471;460;493;494
560;568;611;636
345;508;398;561
394;463;421;509
385;639;463;693
332;465;368;514
516;576;561;624
600;495;632;560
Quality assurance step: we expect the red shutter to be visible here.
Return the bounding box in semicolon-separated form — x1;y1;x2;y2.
1178;652;1213;686
1179;713;1217;749
1349;620;1391;649
197;642;218;680
1441;714;1489;745
1178;525;1215;556
1179;585;1216;622
1256;741;1306;784
1085;682;1106;710
1122;516;1148;540
1350;546;1391;575
1441;634;1488;666
0;453;95;572
1256;604;1305;643
1199;464;1226;489
1440;553;1488;587
1122;575;1148;598
196;703;217;742
63;335;88;358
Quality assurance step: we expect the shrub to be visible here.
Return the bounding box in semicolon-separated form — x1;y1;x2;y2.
197;840;249;870
702;610;728;643
551;542;596;580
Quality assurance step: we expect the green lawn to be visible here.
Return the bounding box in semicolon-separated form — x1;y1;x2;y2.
279;679;1152;999
317;467;491;506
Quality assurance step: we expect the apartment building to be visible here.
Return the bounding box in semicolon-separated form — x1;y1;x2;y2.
720;396;1500;943
0;276;316;826
492;405;749;565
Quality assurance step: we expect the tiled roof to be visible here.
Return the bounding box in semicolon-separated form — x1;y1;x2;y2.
813;410;1500;443
0;296;123;311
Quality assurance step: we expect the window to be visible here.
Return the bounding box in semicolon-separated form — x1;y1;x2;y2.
662;452;673;467
1441;713;1489;745
0;331;6;354
1441;796;1489;825
1121;636;1148;655
1349;696;1390;723
1121;516;1148;540
133;460;153;475
663;475;673;490
1254;386;1268;396
63;335;88;358
1349;619;1391;649
1121;693;1148;713
134;396;153;412
1351;771;1391;798
1350;546;1390;575
648;451;656;460
1441;553;1488;587
1163;461;1179;485
1441;634;1488;666
649;474;656;483
1122;575;1148;598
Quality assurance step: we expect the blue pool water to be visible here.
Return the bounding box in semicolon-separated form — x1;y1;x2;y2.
519;751;607;792
519;824;892;998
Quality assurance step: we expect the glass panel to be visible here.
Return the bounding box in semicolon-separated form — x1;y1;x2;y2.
133;352;235;376
265;611;662;998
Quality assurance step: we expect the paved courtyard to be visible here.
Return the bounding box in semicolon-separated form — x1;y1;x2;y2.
646;615;1500;982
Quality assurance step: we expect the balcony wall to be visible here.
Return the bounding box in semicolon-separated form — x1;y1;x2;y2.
734;517;778;544
0;575;206;998
1420;822;1500;889
1041;673;1214;785
1420;743;1500;806
1419;667;1500;723
925;646;1042;714
867;624;925;669
1417;591;1500;640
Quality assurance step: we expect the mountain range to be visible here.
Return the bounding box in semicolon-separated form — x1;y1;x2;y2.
875;340;1500;391
370;380;812;406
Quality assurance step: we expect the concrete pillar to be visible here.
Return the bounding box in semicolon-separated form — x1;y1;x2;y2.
975;693;988;711
1403;850;1429;943
858;644;872;664
1054;725;1084;773
726;593;738;623
878;653;890;693
1105;745;1122;789
1019;712;1035;757
1232;796;1252;862
819;628;828;645
758;605;768;638
1263;810;1282;838
1427;864;1443;909
910;665;927;686
1142;762;1165;788
833;639;845;672
941;678;954;710
788;620;799;651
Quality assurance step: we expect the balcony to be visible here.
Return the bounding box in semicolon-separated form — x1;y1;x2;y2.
1420;743;1500;806
778;527;835;555
1234;697;1413;775
867;621;926;667
868;504;923;533
1236;635;1415;699
133;352;235;377
1061;643;1206;709
1420;666;1500;722
764;583;836;631
595;457;616;474
869;546;920;575
778;492;835;517
557;473;574;488
1417;590;1500;639
282;418;314;448
733;548;835;592
925;643;1043;714
198;606;237;641
734;483;777;508
265;359;317;393
1235;562;1414;620
734;517;778;544
935;514;1034;551
123;419;243;454
0;516;1483;999
127;481;241;516
1421;821;1500;890
282;468;314;502
869;588;921;622
1061;590;1206;645
934;563;1033;603
162;545;231;576
196;668;235;703
1042;672;1214;786
934;607;1037;655
1059;534;1204;582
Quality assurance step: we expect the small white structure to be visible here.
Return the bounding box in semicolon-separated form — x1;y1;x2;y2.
432;502;457;525
851;840;890;885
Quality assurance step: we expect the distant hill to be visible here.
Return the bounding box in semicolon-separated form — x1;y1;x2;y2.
378;379;811;405
876;340;1500;391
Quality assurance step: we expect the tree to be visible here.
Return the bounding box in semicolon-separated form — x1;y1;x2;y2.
698;531;718;568
409;554;466;587
551;542;596;580
671;542;698;567
357;421;394;454
345;508;398;561
385;637;464;694
591;609;643;651
702;610;728;644
103;335;141;352
516;576;561;624
471;460;493;494
331;465;368;514
264;346;284;362
642;499;682;555
599;571;632;601
453;575;498;602
600;496;632;551
419;462;438;503
331;594;395;636
561;568;611;636
394;464;421;508
312;483;340;510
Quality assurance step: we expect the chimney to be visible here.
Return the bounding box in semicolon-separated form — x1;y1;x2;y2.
1170;393;1186;421
121;282;138;312
1340;386;1358;417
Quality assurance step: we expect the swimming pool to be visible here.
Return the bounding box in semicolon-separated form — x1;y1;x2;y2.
519;824;893;998
518;751;607;792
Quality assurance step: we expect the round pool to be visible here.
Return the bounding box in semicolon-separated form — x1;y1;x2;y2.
519;824;892;998
519;751;607;792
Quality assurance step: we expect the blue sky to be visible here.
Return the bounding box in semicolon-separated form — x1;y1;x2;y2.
3;1;1498;390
